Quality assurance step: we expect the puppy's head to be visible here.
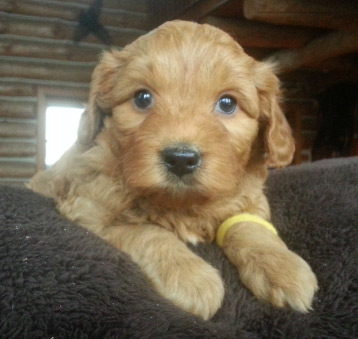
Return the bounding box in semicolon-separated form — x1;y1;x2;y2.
82;20;294;204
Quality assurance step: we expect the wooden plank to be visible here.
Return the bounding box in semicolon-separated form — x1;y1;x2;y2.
305;55;358;73
243;48;274;61
37;86;89;102
179;0;232;21
0;160;36;178
0;99;37;119
0;35;104;62
37;89;46;171
0;78;90;97
0;81;37;97
0;140;37;156
211;0;245;18
0;57;94;83
301;116;319;132
136;0;193;27
0;121;37;138
0;12;145;48
301;132;316;151
282;99;318;116
281;67;358;97
0;0;150;30
0;78;89;96
201;16;319;49
59;0;147;13
283;98;318;107
147;0;231;25
243;0;358;31
281;99;318;164
269;31;358;73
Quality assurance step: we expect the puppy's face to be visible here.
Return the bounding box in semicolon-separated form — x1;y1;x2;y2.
85;21;294;204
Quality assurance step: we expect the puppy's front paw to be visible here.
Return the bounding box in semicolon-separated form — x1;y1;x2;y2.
154;256;225;320
238;247;318;312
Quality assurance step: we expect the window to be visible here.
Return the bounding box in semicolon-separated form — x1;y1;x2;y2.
37;88;88;170
45;105;85;166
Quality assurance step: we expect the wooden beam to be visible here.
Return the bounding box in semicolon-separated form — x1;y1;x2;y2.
0;99;37;119
2;0;148;14
211;0;245;18
242;48;274;61
282;99;318;117
0;140;37;157
0;160;36;178
281;69;358;96
243;0;358;31
305;55;358;73
179;0;232;21
0;57;94;83
269;31;358;73
37;86;88;102
0;78;89;93
312;71;358;95
0;0;150;31
0;81;37;97
0;35;104;63
147;0;231;26
59;0;148;13
201;16;319;49
0;12;144;48
0;121;37;138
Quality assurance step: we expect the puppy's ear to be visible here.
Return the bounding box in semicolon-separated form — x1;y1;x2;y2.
254;62;295;168
78;50;123;146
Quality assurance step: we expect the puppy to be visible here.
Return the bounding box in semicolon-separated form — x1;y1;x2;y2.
30;20;318;320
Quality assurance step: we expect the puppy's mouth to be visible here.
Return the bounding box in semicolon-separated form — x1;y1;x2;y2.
160;143;202;184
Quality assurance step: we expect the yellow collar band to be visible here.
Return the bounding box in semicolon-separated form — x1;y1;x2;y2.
216;213;278;247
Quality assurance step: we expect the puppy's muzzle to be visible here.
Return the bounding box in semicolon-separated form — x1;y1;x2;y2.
161;144;201;178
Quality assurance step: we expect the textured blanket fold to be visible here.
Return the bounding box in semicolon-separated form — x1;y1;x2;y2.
1;157;357;338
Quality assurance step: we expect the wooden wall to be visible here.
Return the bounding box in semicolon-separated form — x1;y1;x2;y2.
283;99;319;163
1;0;332;187
0;0;149;186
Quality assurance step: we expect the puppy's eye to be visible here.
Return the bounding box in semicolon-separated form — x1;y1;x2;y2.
133;90;154;110
215;95;237;115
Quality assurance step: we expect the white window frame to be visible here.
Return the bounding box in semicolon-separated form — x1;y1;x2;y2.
37;88;88;171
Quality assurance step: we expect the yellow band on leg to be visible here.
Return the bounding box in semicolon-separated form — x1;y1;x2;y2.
216;213;278;247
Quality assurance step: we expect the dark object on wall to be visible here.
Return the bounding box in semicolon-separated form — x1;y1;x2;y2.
73;0;112;46
1;158;358;338
312;83;358;161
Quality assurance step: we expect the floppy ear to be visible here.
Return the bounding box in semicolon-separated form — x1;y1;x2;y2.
77;50;123;146
254;62;295;168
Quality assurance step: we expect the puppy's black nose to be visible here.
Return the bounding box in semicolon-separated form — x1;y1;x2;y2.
162;145;201;178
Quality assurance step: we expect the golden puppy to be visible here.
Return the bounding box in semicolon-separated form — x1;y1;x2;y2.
30;20;318;320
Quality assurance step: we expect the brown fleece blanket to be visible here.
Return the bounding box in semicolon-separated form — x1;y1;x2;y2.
1;157;357;338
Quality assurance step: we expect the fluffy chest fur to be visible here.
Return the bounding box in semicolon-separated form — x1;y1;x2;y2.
56;145;268;244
